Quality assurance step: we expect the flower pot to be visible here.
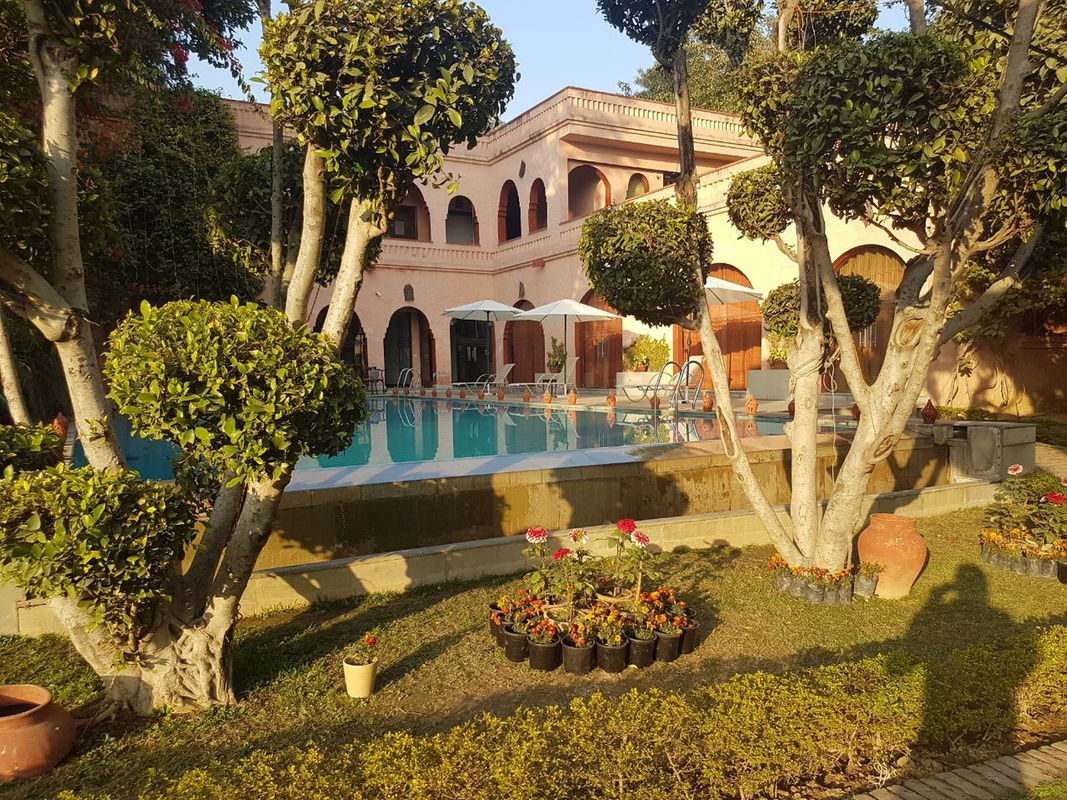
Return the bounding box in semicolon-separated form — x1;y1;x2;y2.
833;582;853;605
0;685;77;781
787;574;805;597
627;635;656;668
528;638;562;672
1010;556;1027;575
562;638;595;675
801;582;825;604
596;591;632;606
979;543;993;564
856;514;928;599
503;626;529;663
654;631;682;662
342;658;377;699
488;603;505;646
773;570;793;594
680;620;700;655
853;573;879;599
596;639;628;673
1037;558;1058;579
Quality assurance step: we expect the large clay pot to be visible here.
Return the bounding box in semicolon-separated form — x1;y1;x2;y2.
0;684;77;781
856;514;928;599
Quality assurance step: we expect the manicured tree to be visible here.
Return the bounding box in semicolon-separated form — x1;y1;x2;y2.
595;0;712;207
0;299;365;713
589;0;1065;571
0;0;254;469
261;0;517;342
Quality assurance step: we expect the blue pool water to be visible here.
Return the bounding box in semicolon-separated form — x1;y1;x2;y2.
75;399;798;480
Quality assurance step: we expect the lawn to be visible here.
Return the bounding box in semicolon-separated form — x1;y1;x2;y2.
1;507;1065;799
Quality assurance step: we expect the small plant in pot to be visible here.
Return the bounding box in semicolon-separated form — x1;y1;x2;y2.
562;616;596;675
526;618;562;672
644;587;688;662
502;589;544;663
625;609;657;669
343;631;380;699
489;593;515;646
590;603;628;673
854;562;884;599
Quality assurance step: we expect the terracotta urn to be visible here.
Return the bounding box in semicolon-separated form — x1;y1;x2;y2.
50;412;69;438
431;388;438;397
787;399;796;419
497;388;506;401
542;389;553;404
851;403;861;421
856;514;928;599
477;390;486;400
921;399;939;425
391;387;398;397
403;387;410;396
522;389;532;403
0;684;77;781
459;388;467;399
567;389;578;406
650;395;661;410
419;388;426;397
445;388;453;398
745;394;759;414
702;392;714;412
606;391;617;408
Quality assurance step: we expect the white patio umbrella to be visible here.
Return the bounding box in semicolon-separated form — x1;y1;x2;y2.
442;300;519;381
704;275;765;305
513;298;620;393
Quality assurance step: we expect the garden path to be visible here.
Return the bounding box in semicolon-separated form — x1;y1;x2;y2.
1035;442;1067;478
851;740;1067;799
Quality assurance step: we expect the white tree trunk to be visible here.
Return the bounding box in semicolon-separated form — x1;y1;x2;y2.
285;147;327;326
320;199;383;347
0;309;31;424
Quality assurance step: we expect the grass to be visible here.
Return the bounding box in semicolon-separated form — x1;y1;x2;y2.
1002;781;1067;799
2;506;1066;799
936;407;1067;448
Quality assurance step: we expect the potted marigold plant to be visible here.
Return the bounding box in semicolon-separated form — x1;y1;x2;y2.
562;616;596;675
526;618;562;672
854;562;884;599
502;589;544;663
625;601;657;669
343;631;380;698
590;602;628;673
983;467;1067;579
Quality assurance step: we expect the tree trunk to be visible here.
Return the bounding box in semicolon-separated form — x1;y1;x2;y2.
285;147;327;326
0;308;31;424
671;48;698;209
320;199;383;347
258;0;287;312
905;0;927;34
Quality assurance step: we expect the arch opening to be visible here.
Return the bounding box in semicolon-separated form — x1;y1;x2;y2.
384;307;435;385
528;179;548;232
313;306;368;377
503;298;545;384
445;195;479;245
834;245;906;383
626;173;649;199
568;165;610;219
576;290;622;388
498;181;521;243
387;187;431;242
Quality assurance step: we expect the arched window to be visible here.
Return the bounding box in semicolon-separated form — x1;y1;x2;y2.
445;196;479;245
567;165;610;219
528;179;548;232
498;181;521;242
626;173;649;199
387;186;431;242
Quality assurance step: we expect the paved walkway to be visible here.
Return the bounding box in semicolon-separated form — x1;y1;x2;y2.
1035;442;1067;478
851;741;1067;799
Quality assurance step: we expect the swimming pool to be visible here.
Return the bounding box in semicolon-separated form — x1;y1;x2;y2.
75;398;806;480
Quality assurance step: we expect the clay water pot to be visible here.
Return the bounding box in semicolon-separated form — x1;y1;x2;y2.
431;388;438;397
445;388;453;398
921;399;939;424
391;387;398;396
0;684;77;781
606;391;617;408
459;388;467;399
419;388;426;397
542;389;553;404
745;395;759;414
497;388;506;401
567;390;578;405
477;390;485;400
522;389;532;403
856;514;928;599
702;392;714;412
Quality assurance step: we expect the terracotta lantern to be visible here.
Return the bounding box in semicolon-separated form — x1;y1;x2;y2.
745;395;759;414
459;388;467;399
403;387;410;396
857;514;928;599
431;388;438;397
605;391;617;408
419;388;426;397
542;389;553;404
921;399;940;425
702;392;714;412
567;389;578;405
497;388;506;401
522;389;532;403
650;395;661;410
391;387;398;397
477;390;486;400
445;388;453;398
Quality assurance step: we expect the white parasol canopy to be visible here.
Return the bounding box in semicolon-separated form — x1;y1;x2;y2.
704;275;764;305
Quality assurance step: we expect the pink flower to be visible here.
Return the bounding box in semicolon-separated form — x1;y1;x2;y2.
1045;492;1065;505
525;527;547;544
552;547;571;561
630;530;650;549
1061;477;1067;487
617;518;637;534
1007;463;1024;476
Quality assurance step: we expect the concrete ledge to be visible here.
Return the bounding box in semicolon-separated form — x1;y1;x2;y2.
4;479;996;636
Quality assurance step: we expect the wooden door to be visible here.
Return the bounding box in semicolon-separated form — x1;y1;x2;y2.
505;318;545;384
577;292;622;388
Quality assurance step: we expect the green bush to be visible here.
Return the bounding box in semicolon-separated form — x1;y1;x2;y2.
762;275;882;340
67;626;1067;800
0;423;64;474
0;466;196;639
623;334;670;371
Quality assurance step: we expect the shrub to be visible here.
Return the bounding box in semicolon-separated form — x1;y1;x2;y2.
74;626;1067;800
0;466;196;638
0;423;64;474
762;275;882;340
622;334;670;371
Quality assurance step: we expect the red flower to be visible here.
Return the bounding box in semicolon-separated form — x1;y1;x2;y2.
1045;492;1065;505
552;547;571;561
1061;477;1067;487
364;633;377;647
1007;463;1024;476
630;530;650;549
617;518;637;533
525;527;548;544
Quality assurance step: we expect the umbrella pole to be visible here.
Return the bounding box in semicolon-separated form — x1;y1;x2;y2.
563;315;568;395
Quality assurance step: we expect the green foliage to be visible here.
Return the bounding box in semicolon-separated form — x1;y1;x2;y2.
0;423;64;473
727;164;791;241
547;337;567;373
693;0;763;66
0;110;49;263
622;39;753;113
580;200;712;327
91;88;262;328
761;275;881;339
261;0;516;210
0;466;196;638
985;470;1067;546
75;626;1067;799
104;298;367;484
596;0;711;62
787;0;877;50
623;334;670;371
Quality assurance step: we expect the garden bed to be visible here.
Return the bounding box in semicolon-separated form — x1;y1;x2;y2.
1;508;1066;800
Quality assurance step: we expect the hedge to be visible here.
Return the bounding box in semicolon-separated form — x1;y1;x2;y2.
0;423;64;474
56;626;1067;800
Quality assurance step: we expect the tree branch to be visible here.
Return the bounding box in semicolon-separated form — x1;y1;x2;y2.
860;214;932;255
772;233;799;262
183;475;246;619
0;247;78;341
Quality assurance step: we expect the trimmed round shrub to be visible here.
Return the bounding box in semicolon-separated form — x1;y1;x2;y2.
579;200;712;327
727;164;791;241
763;275;882;340
0;423;64;474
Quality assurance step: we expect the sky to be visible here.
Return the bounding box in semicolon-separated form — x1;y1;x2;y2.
191;1;912;118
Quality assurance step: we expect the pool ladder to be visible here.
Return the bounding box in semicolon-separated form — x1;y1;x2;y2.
397;367;422;390
642;360;705;408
